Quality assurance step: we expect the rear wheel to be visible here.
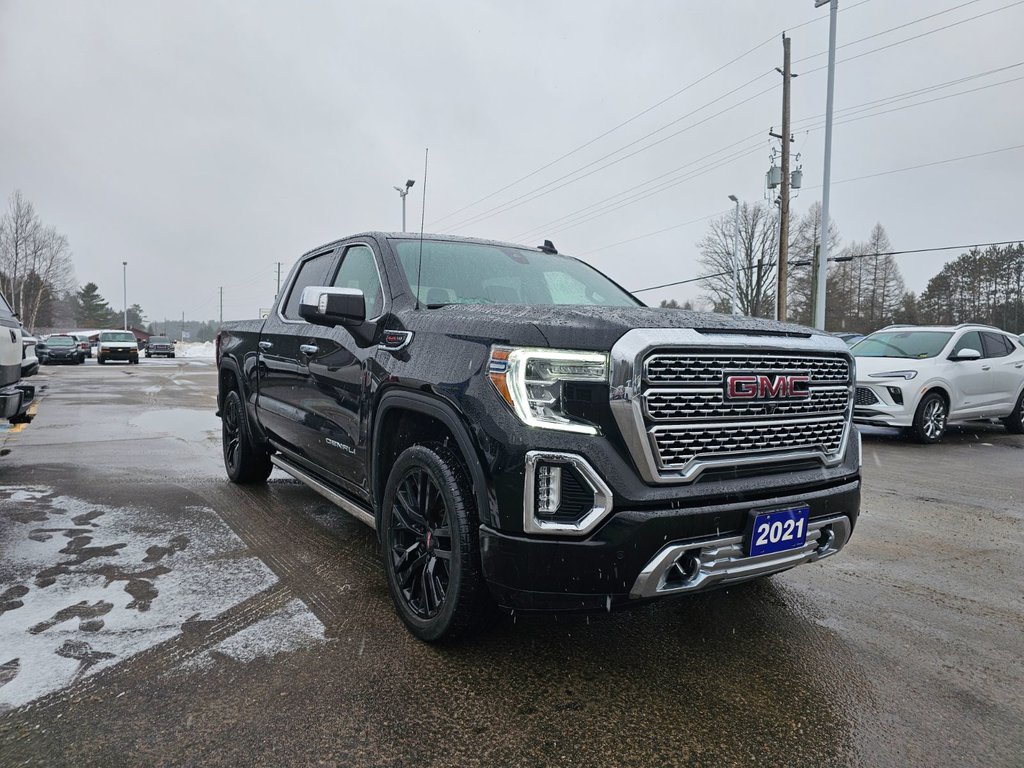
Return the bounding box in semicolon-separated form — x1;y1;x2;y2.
911;391;947;444
1003;389;1024;434
382;443;489;642
98;358;105;365
221;389;272;483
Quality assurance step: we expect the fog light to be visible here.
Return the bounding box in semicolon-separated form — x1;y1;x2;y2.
536;465;562;515
886;386;904;405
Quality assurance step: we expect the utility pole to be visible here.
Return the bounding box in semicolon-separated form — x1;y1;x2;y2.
772;34;794;322
728;195;741;315
394;179;415;231
813;0;839;330
122;261;128;330
181;311;185;343
275;262;282;298
219;286;223;326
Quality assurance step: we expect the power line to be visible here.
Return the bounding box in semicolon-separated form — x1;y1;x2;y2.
444;78;779;232
630;240;1024;294
806;143;1024;189
577;210;730;257
802;0;1024;77
429;1;875;228
795;0;986;64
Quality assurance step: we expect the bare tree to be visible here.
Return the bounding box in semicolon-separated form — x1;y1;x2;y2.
697;202;778;318
0;191;76;329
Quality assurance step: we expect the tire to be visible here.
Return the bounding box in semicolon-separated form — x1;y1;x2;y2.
98;358;105;365
1003;389;1024;434
381;442;490;642
911;391;947;444
221;389;272;483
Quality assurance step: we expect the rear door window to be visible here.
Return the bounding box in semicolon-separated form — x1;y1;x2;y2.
283;250;337;320
981;332;1013;358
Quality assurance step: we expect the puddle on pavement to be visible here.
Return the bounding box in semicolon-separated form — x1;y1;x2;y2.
128;408;220;441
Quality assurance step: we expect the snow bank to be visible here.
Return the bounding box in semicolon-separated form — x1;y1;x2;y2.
177;341;215;358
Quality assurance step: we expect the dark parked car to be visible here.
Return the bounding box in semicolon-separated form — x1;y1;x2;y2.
38;335;85;365
145;336;175;358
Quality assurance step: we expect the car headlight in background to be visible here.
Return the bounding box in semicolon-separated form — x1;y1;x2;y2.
488;346;608;434
868;370;917;380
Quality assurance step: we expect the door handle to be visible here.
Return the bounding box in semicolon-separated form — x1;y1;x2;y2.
258;341;273;350
299;344;319;356
981;365;990;371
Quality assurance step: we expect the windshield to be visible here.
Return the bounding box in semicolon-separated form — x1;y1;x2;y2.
853;331;953;359
150;337;170;344
48;337;75;347
102;332;136;343
390;240;641;308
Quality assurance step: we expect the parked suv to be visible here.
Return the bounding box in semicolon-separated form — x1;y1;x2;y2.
97;330;140;364
853;324;1024;442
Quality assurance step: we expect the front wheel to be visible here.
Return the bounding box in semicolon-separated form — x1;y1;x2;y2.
221;389;272;483
1003;389;1024;434
911;391;947;444
382;443;490;642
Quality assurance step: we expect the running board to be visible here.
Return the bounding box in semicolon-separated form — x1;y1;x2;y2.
270;454;376;530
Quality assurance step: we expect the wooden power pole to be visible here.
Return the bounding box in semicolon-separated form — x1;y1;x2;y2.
774;34;794;322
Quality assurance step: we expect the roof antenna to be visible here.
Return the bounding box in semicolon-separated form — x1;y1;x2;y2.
538;239;557;254
415;147;429;310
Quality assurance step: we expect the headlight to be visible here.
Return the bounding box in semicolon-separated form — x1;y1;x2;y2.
868;370;917;380
488;346;608;434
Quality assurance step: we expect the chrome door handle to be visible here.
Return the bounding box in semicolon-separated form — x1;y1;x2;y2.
258;341;273;350
299;344;319;355
981;365;991;370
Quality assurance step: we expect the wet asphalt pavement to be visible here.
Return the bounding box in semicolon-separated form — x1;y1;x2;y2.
0;358;1021;767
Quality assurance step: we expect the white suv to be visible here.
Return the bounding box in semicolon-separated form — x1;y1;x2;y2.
853;324;1024;443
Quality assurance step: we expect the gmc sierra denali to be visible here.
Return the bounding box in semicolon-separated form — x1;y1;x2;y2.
216;232;861;641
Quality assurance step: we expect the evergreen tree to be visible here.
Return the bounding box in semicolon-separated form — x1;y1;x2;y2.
78;283;114;327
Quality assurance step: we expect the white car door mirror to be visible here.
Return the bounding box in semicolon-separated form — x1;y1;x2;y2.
951;348;981;361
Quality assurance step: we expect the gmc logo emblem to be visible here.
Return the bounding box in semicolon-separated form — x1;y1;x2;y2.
726;374;810;399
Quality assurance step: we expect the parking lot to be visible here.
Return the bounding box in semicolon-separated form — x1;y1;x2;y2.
0;358;1021;767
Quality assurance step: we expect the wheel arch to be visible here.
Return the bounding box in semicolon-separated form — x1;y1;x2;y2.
372;389;495;535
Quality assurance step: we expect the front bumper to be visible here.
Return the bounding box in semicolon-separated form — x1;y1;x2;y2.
1;383;34;421
99;347;138;360
479;477;860;611
853;380;916;427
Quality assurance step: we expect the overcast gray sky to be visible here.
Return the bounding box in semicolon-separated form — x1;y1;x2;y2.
2;0;1022;323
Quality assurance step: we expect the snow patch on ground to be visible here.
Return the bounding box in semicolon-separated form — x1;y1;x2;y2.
0;487;278;710
178;598;327;673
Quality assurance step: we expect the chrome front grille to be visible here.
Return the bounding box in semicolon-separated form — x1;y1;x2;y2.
645;385;849;421
651;416;848;468
628;345;853;481
645;353;850;384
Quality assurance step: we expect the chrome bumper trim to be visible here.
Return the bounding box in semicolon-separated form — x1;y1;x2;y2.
523;451;613;536
629;514;851;599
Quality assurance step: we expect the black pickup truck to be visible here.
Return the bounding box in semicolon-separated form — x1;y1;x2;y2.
216;232;860;641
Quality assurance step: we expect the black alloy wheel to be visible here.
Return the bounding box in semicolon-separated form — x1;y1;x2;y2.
382;443;489;642
221;389;272;483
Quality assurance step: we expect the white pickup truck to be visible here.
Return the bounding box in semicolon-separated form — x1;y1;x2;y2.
0;289;35;424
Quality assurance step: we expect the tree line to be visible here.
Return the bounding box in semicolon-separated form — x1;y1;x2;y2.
0;191;151;331
691;201;1024;334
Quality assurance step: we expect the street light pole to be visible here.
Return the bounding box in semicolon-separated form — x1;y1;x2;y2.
393;179;416;231
728;195;741;315
122;261;128;330
813;0;838;330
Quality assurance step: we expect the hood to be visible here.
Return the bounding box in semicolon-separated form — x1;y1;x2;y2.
399;304;822;351
853;355;930;379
